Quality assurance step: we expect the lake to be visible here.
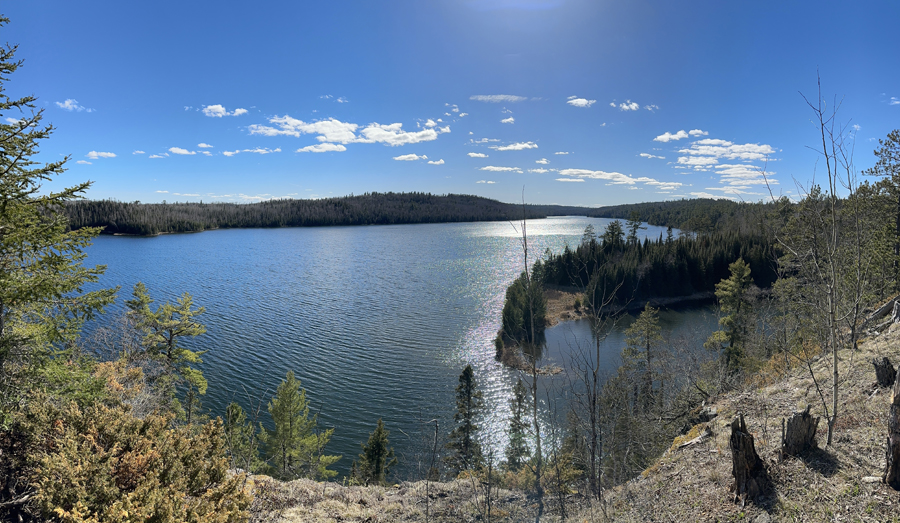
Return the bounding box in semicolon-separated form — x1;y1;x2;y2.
82;216;716;476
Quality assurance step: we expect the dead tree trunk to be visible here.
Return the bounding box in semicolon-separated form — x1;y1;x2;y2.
874;357;897;389
729;414;768;504
781;405;819;458
883;374;900;489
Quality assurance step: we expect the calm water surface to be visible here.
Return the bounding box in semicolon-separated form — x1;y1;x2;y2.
83;217;714;476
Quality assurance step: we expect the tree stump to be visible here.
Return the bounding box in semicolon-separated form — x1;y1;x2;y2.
874;357;897;388
780;405;819;457
729;414;767;504
884;374;900;489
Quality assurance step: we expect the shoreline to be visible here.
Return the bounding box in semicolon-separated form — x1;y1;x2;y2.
543;285;715;327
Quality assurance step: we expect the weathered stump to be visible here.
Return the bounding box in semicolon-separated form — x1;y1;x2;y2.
884;374;900;489
730;414;767;504
780;405;819;457
874;357;897;388
894;300;900;324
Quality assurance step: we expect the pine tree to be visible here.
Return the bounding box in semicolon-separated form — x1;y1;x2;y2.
351;418;397;486
125;282;208;423
505;378;530;471
445;364;484;474
263;371;340;480
0;16;116;424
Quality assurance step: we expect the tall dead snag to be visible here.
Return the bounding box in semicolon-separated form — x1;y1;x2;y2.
883;374;900;489
729;414;768;504
780;405;819;458
874;357;897;389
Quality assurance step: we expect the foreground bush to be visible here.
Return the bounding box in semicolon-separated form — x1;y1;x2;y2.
4;399;250;522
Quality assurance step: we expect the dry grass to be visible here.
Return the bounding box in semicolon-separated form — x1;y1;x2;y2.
579;325;900;522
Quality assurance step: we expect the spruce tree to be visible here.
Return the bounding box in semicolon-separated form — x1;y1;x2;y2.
445;364;484;474
263;370;340;480
505;378;530;471
705;258;754;371
350;418;397;486
224;402;262;472
0;16;116;424
624;303;663;404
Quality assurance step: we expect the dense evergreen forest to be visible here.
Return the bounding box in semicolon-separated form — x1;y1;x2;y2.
64;193;589;235
587;198;770;234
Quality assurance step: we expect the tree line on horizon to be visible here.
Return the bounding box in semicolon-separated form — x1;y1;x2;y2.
62;193;564;235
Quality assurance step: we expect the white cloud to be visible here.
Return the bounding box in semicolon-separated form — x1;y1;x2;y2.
890;97;900;106
222;150;240;157
56;99;93;112
689;129;708;136
556;178;585;182
169;147;196;155
424;119;437;128
156;190;169;193
251;116;359;143
491;141;538;151
437;126;451;134
557;168;681;191
320;95;333;99
297;143;347;153
198;143;213;148
459;112;468;117
654;130;689;142
639;153;665;159
336;97;348;103
149;154;166;159
86;151;116;159
529;168;550;173
476;180;496;184
469;94;527;103
450;104;459;113
677;156;718;167
471;138;500;143
480;166;521;172
76;160;91;165
427;159;444;165
644;104;659;111
468;152;489;158
357;123;442;146
501;117;515;124
554;151;570;155
201;151;212;156
243;147;280;154
714;163;775;186
393;153;427;161
678;141;775;161
202;104;248;117
535;158;549;164
132;150;145;155
5;117;22;124
614;100;640;111
567;97;596;108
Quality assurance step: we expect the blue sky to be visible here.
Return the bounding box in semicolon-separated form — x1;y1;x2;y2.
5;1;898;206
